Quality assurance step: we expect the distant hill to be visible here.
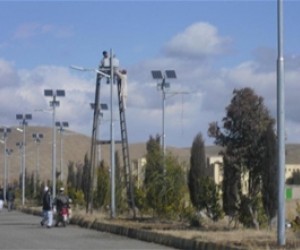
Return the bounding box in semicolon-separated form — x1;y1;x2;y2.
1;126;299;185
1;126;187;184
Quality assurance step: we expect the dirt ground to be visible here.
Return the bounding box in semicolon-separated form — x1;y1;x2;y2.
27;199;300;249
72;207;300;250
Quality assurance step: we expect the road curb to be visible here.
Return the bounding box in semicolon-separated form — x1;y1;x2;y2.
71;214;245;250
20;207;245;250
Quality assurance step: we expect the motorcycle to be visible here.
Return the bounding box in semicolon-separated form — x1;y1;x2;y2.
56;206;70;227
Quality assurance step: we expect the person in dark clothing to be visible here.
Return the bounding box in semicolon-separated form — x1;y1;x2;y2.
53;187;70;226
41;186;53;228
6;187;15;211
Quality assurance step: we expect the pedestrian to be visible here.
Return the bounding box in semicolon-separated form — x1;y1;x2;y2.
53;187;70;226
6;187;15;211
0;188;4;211
40;186;53;228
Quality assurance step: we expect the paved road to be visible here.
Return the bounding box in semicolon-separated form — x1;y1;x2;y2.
0;209;175;250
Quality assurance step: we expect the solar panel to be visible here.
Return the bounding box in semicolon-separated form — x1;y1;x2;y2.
56;90;65;97
151;70;163;80
16;114;23;120
100;103;108;110
44;89;53;96
6;149;13;154
165;70;177;79
62;122;69;127
25;114;32;120
32;133;37;138
55;122;61;127
39;133;44;138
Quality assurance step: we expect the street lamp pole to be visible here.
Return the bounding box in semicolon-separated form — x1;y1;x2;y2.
0;127;11;203
16;142;23;182
6;149;13;188
109;49;116;218
56;121;69;182
32;133;43;196
44;89;65;199
277;0;285;246
16;113;32;206
151;70;177;171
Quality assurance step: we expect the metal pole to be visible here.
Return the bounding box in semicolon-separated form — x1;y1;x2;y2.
52;97;57;199
22;122;26;206
162;81;166;168
277;0;285;246
7;152;10;187
61;131;64;182
3;137;7;203
37;141;40;184
60;130;63;182
110;49;116;218
34;140;38;196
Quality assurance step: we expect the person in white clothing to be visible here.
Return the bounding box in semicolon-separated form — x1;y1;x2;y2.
115;69;128;110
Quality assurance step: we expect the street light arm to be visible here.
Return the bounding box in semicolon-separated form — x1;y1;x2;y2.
70;65;111;78
70;65;93;71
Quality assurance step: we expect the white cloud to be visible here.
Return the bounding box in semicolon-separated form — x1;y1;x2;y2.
1;20;300;147
13;22;73;39
0;59;19;87
164;22;231;59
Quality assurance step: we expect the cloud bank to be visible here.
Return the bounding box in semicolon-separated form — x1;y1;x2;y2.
1;21;300;147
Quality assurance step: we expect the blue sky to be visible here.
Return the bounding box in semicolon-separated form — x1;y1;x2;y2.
1;0;300;148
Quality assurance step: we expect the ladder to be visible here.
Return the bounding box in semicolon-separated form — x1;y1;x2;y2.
88;64;136;217
117;77;136;218
87;72;102;213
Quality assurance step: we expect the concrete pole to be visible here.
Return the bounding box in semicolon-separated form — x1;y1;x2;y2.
52;97;57;199
277;0;285;246
162;80;166;171
110;48;116;218
22;122;26;206
3;136;7;203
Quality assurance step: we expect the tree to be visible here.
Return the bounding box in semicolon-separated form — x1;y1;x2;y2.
67;161;76;189
143;135;186;218
144;135;163;187
94;160;109;209
208;87;276;228
261;123;278;225
115;151;126;212
144;135;163;215
81;154;90;204
188;133;206;208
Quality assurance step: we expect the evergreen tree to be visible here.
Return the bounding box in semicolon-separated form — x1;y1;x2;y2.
144;135;163;215
208;87;276;228
144;135;186;217
261;123;278;225
144;135;163;186
67;161;76;189
94;160;109;209
188;132;206;209
76;162;83;192
81;154;90;203
115;151;125;212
